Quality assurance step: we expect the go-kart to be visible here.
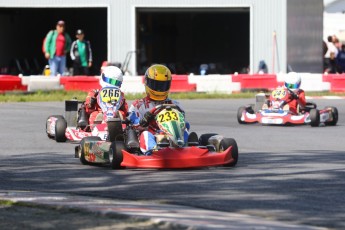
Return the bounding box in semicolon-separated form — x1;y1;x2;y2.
46;86;125;142
75;104;238;169
237;87;338;127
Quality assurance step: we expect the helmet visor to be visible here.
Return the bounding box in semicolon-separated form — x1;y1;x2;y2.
285;82;300;89
102;73;122;87
146;77;171;92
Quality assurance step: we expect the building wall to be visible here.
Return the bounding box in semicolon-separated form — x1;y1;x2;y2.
0;0;323;74
287;0;323;73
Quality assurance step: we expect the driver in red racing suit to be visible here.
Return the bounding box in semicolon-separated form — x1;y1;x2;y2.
284;72;306;114
78;66;128;128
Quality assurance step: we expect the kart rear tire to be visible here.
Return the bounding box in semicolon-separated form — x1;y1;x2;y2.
199;133;218;146
219;138;238;167
237;106;246;124
79;136;102;165
325;106;338;126
109;141;125;169
309;109;320;127
55;116;67;142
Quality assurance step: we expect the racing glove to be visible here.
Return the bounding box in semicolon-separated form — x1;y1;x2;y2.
140;111;154;127
129;111;140;125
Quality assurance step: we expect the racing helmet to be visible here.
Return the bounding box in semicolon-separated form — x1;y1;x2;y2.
144;64;172;101
284;72;301;90
100;66;123;88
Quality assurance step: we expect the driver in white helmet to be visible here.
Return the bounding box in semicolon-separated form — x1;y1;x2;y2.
78;66;128;128
284;72;306;114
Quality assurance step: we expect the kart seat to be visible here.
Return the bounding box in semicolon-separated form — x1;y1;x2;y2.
187;132;199;146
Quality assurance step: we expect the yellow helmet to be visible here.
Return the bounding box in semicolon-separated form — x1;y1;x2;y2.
144;64;172;101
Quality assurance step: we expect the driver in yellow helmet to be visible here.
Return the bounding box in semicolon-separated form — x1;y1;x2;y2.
128;64;189;155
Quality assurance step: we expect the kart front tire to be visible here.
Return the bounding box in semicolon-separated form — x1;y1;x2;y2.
79;136;102;165
55;116;67;142
109;141;125;169
219;138;238;167
237;107;246;124
325;106;338;126
309;109;320;127
198;133;218;146
46;115;63;139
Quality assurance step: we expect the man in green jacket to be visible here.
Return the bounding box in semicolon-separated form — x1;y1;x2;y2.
44;20;72;76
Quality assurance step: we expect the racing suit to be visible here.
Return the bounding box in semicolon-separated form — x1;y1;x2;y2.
84;89;128;126
128;96;189;155
287;89;306;114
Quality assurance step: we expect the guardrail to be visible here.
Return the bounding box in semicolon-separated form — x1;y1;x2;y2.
1;73;345;94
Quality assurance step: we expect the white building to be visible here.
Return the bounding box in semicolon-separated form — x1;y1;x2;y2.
0;0;323;76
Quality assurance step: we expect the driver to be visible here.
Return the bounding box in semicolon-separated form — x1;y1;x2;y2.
284;72;306;114
128;64;189;155
78;66;128;128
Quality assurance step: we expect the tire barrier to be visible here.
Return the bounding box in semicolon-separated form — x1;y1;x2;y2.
1;74;345;94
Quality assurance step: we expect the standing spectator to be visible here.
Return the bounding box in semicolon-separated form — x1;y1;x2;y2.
70;29;93;76
44;20;72;76
324;35;338;73
336;44;345;73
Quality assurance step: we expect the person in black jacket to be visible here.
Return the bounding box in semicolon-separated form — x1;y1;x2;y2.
70;29;93;75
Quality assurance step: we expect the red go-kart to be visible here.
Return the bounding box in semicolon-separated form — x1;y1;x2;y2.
46;86;126;142
237;87;338;127
75;104;238;169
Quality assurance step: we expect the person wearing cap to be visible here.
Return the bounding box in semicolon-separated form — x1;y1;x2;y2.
70;29;93;76
43;20;72;76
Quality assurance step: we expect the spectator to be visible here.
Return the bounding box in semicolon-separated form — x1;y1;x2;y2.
44;20;72;76
70;29;93;76
324;35;338;73
336;44;345;73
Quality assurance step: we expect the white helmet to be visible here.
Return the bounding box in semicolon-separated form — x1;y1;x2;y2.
284;72;301;90
100;66;123;88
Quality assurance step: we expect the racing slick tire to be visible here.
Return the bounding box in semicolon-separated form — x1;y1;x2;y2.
199;133;218;146
79;136;102;165
309;109;320;127
219;138;238;167
325;106;338;126
237;106;246;124
46;115;63;139
109;141;125;169
55;116;67;142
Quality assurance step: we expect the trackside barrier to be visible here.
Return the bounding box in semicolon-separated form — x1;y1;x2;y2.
21;75;62;92
189;74;240;93
170;75;196;92
232;74;278;91
60;76;100;92
2;74;345;93
322;74;345;92
0;75;27;92
122;76;145;93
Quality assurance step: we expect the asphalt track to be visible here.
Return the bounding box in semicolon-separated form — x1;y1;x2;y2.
0;99;344;229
